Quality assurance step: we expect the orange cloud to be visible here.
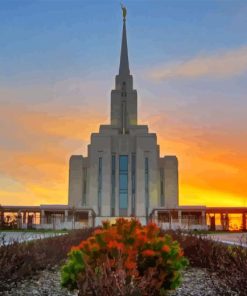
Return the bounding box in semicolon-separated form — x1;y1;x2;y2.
0;84;246;208
146;113;247;206
0;101;107;205
149;46;247;80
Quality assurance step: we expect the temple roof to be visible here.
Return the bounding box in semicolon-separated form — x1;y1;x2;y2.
119;18;130;76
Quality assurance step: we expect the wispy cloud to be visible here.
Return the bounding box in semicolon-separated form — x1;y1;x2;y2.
0;77;111;206
142;111;247;206
0;100;246;207
0;78;247;207
149;46;247;80
0;95;107;205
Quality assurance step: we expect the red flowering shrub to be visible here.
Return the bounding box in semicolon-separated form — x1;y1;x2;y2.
61;218;188;295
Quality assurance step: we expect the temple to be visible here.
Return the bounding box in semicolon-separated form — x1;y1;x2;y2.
1;10;246;231
68;12;180;225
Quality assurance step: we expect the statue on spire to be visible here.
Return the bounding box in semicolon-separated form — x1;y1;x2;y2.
121;3;127;20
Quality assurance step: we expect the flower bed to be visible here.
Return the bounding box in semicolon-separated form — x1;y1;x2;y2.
0;228;93;292
61;218;188;295
168;230;247;296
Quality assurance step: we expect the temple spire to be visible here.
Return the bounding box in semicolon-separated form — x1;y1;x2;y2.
119;5;130;76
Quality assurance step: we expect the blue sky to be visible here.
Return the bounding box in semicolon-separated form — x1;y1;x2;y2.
1;0;247;85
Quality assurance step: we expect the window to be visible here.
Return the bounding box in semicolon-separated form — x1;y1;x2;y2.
121;101;126;134
131;153;136;215
119;155;128;216
98;157;102;215
160;168;164;207
145;157;149;218
122;81;127;97
82;168;87;206
111;155;116;216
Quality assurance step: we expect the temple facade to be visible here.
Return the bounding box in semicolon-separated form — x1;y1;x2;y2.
68;14;178;225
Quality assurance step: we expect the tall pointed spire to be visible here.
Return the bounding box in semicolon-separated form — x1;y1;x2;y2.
119;5;130;76
111;5;137;128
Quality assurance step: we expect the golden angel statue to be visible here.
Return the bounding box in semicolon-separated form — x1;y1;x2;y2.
121;4;127;20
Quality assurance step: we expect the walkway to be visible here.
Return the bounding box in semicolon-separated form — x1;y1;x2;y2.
0;231;67;246
207;232;247;247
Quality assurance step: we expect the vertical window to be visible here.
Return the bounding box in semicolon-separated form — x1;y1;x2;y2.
131;153;136;216
98;158;102;215
122;81;127;97
119;155;128;216
82;168;87;206
145;157;149;218
111;155;116;216
160;168;164;207
121;101;126;134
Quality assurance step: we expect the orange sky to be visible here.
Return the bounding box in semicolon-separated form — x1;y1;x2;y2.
0;90;246;207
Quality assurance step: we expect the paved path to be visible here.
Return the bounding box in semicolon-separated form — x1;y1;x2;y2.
207;232;247;247
0;231;66;246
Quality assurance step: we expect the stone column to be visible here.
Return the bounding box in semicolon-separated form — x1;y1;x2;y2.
23;212;26;224
178;210;182;226
153;210;158;225
220;213;224;230
169;211;172;230
64;210;68;222
201;211;206;226
88;211;94;227
41;210;45;225
225;213;229;231
72;209;75;230
0;209;4;227
17;211;22;229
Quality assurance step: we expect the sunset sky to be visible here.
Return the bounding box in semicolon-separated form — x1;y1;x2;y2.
0;0;247;207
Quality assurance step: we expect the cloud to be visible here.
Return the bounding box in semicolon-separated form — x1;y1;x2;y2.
149;46;247;80
0;101;106;181
0;78;247;207
0;76;111;206
0;97;107;205
141;111;247;204
1;100;247;207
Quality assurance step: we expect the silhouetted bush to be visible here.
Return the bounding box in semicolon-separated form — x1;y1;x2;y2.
166;230;247;296
0;228;93;292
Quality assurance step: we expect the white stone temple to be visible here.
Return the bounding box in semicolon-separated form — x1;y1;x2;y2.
68;11;179;225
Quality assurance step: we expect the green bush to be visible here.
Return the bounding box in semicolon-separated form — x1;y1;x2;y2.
61;218;188;295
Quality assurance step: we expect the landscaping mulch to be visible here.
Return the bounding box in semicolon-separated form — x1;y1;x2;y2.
0;229;93;293
1;229;244;295
168;268;237;296
1;265;76;296
2;266;236;296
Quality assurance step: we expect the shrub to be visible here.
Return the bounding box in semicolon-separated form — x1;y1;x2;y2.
167;230;247;296
0;228;93;292
61;218;188;295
